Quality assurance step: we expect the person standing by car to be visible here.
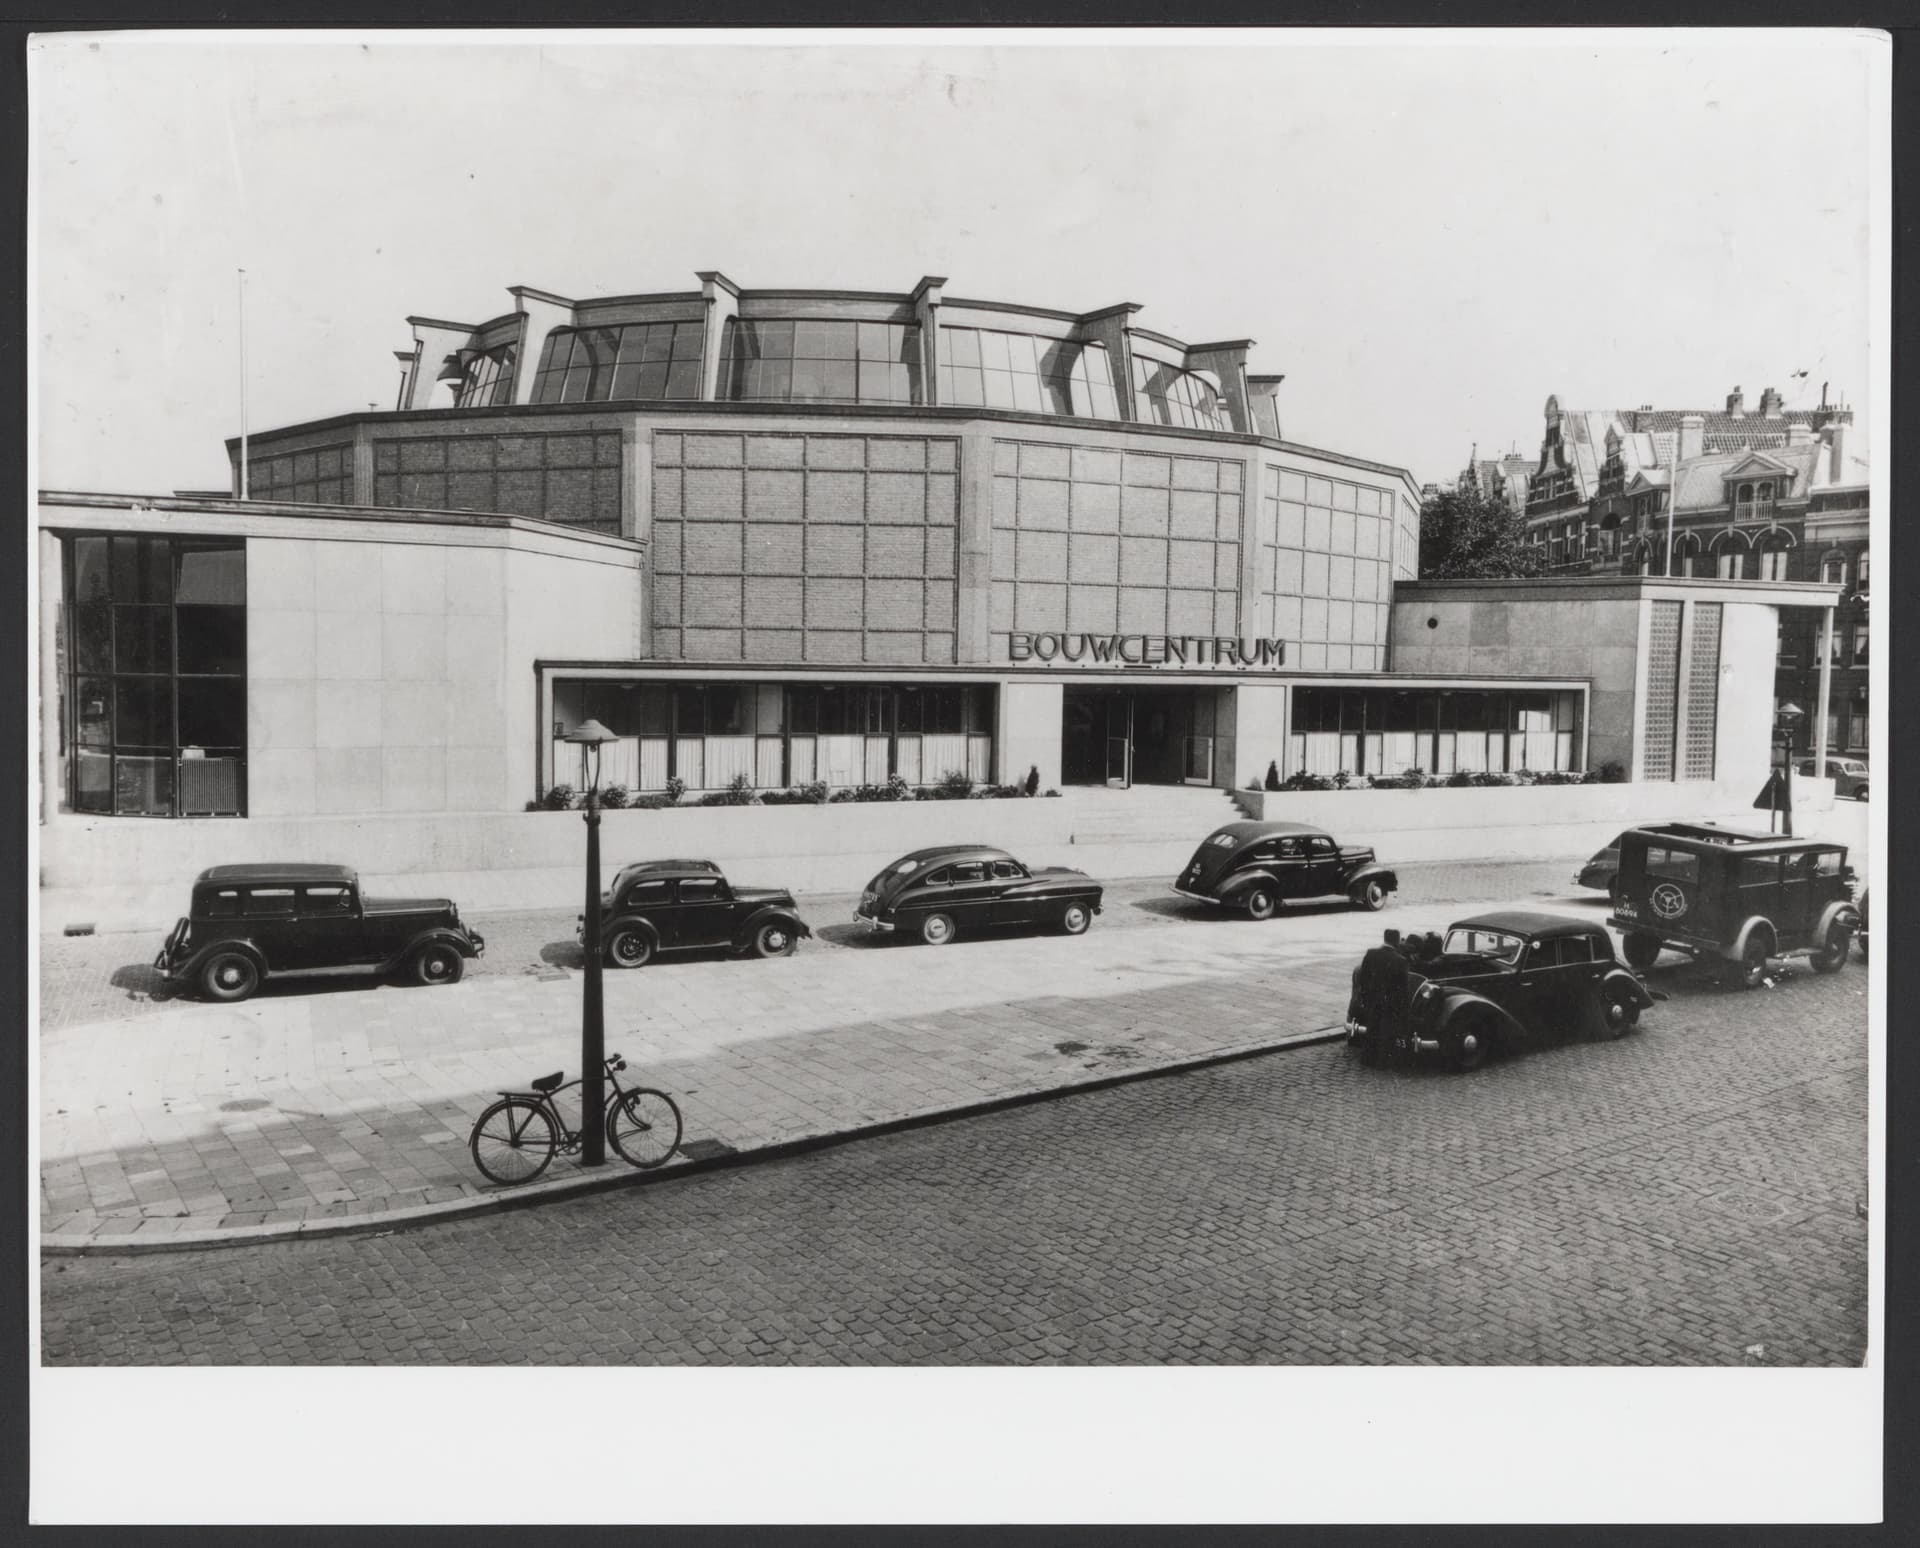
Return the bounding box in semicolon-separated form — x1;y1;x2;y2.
1355;928;1413;1061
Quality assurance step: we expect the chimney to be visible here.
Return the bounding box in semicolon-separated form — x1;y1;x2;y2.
1787;423;1813;448
1826;423;1847;483
1759;386;1783;418
1726;386;1745;417
1678;413;1705;462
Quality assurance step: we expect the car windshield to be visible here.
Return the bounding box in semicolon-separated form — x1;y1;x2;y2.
1441;927;1526;965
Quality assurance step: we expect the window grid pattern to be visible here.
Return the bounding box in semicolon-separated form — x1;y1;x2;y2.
64;534;247;818
1256;467;1394;671
1131;357;1232;432
373;432;623;533
938;328;1118;420
1684;602;1722;779
246;443;353;504
717;319;923;406
988;440;1243;659
1288;687;1583;780
454;345;516;408
650;432;960;666
530;322;704;404
1643;599;1683;780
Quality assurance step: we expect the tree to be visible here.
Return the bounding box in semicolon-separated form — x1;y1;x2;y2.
1418;483;1548;580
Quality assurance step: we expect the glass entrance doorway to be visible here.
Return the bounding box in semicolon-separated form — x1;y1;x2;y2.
1061;686;1221;788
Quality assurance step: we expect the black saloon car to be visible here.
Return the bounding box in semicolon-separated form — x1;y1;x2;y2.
1174;821;1397;918
1572;832;1630;900
1346;911;1658;1072
156;863;485;1003
856;845;1103;946
586;859;811;969
1610;823;1860;988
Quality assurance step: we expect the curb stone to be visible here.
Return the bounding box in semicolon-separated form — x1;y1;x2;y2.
40;1023;1348;1257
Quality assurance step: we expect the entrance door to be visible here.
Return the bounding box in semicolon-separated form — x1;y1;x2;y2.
1105;695;1133;788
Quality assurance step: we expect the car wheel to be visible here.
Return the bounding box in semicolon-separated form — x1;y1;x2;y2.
412;942;464;986
1856;785;1868;802
919;911;957;946
1059;901;1092;936
199;950;259;1003
1596;985;1641;1038
1244;887;1277;921
1621;932;1661;973
1351;878;1389;912
1446;1014;1492;1073
752;920;798;958
1809;922;1852;974
1737;932;1773;990
605;927;653;970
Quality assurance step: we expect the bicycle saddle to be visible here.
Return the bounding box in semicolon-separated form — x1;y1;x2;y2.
531;1071;564;1093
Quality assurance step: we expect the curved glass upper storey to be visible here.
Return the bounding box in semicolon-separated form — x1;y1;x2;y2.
530;322;705;403
717;319;922;406
937;327;1118;420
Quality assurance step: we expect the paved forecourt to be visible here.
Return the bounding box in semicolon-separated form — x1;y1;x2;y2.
43;894;1492;1249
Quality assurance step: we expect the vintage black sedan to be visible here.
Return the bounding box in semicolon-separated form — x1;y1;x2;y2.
156;863;485;1003
1174;821;1397;918
856;845;1102;946
1346;911;1659;1072
586;859;811;968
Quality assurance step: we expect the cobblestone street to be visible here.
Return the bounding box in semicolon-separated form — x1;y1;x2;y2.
42;938;1867;1366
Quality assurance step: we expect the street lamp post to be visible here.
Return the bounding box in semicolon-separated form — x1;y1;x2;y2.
562;718;621;1166
1774;701;1804;838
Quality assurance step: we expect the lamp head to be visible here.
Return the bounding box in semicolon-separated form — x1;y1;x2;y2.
562;719;620;791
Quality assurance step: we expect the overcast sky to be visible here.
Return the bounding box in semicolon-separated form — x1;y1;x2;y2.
31;30;1882;494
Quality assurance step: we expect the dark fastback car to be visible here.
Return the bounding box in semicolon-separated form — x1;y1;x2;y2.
1347;910;1658;1072
856;845;1102;946
586;859;812;969
1175;820;1397;918
1610;823;1860;988
156;863;484;1003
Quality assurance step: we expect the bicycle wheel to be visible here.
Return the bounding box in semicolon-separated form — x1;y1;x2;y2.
607;1087;683;1170
470;1097;558;1185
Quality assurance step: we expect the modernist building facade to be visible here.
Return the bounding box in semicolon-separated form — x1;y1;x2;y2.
1491;387;1870;755
33;274;1840;830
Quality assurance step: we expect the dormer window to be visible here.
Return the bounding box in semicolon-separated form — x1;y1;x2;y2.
1733;478;1776;523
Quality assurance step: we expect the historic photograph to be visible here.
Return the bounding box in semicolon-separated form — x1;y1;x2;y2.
29;28;1885;1525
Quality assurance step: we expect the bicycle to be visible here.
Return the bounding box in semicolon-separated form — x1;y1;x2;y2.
469;1053;683;1185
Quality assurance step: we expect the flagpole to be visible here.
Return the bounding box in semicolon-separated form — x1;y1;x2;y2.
238;268;249;499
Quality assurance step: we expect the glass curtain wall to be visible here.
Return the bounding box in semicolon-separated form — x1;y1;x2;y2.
65;534;247;816
530;322;705;403
717;319;923;406
1289;687;1581;780
937;327;1119;419
553;680;995;792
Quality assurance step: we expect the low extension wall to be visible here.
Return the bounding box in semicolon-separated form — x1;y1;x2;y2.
37;777;1849;935
1234;777;1839;862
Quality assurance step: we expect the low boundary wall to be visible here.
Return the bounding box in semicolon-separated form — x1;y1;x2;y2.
37;778;1846;935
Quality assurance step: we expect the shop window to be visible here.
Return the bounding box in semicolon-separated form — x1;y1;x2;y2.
65;535;246;817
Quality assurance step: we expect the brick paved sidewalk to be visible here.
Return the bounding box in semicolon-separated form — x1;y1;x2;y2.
43;899;1485;1250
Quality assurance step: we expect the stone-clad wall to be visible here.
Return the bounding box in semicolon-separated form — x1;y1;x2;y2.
987;439;1244;662
1253;465;1398;671
649;430;961;665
